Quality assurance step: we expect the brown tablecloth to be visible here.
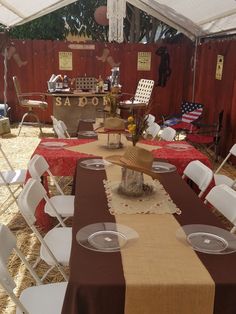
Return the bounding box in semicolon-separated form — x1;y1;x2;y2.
62;162;236;314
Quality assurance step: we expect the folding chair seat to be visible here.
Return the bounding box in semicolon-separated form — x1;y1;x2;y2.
0;223;67;314
182;160;213;197
18;178;71;280
28;154;74;221
13;76;48;136
204;184;236;233
186;110;224;161
159;126;176;141
214;143;236;188
0;144;27;214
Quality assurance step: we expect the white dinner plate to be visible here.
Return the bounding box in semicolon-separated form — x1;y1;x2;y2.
152;161;177;173
40;141;67;148
166;143;192;151
79;158;111;170
77;131;97;137
176;224;236;254
76;222;139;252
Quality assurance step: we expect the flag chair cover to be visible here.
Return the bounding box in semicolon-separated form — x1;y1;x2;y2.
214;143;236;188
28;154;74;221
163;101;204;132
17;178;71;280
0;144;27;215
0;223;67;314
182;160;213;198
204;184;236;233
186;110;224;161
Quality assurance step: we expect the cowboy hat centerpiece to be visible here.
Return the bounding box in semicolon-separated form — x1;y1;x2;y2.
106;146;158;197
96;117;127;149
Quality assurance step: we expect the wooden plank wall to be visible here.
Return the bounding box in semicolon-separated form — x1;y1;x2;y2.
0;38;235;159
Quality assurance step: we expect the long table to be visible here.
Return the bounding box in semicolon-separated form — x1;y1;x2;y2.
62;161;236;314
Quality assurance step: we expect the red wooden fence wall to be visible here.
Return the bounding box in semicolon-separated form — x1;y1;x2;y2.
0;38;235;159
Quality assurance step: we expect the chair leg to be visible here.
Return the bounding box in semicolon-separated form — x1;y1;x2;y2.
18;111;43;136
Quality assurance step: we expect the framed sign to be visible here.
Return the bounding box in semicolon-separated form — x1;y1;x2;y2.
215;55;224;80
59;51;73;71
137;52;151;71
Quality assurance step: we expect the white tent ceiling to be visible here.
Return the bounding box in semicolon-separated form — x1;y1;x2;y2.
0;0;236;40
0;0;77;27
127;0;236;40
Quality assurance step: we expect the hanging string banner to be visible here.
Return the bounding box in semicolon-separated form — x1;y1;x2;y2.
107;0;126;43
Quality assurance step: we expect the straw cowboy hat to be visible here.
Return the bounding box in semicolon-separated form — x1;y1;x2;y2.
106;146;158;178
96;117;127;133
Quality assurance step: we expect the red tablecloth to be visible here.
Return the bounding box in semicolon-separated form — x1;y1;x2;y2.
31;138;212;229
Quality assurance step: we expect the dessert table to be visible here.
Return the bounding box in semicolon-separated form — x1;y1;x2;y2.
61;160;236;314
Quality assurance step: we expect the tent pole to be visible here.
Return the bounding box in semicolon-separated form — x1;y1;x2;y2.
191;38;198;102
3;46;7;114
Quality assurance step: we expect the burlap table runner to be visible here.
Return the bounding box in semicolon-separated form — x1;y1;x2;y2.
104;163;215;314
66;134;161;157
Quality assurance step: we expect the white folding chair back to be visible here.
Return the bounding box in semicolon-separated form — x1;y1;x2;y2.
0;144;27;214
160;127;176;141
28;154;74;220
182;160;213;197
28;154;64;195
205;184;236;233
145;114;155;126
145;123;161;140
54;120;70;139
134;79;154;106
0;223;67;314
214;143;236;188
18;178;71;280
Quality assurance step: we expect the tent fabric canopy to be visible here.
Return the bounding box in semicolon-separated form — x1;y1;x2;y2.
0;0;77;27
127;0;236;40
0;0;236;40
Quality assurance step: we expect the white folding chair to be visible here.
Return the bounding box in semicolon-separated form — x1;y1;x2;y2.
0;143;27;214
145;122;161;140
0;223;67;314
159;127;176;141
28;154;74;224
18;178;71;280
204;184;236;233
182;160;213;197
145;114;155;126
54;120;70;139
214;143;236;188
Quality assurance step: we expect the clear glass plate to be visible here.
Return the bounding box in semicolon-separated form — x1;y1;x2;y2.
152;161;177;173
80;119;96;123
166;143;192;151
40;141;67;148
76;222;139;252
176;224;236;254
77;131;97;137
79;158;111;170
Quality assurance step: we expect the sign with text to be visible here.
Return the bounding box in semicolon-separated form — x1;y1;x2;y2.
215;55;224;80
137;52;151;71
59;51;73;71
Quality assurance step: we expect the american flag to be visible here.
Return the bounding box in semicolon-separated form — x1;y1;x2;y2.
181;102;203;123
